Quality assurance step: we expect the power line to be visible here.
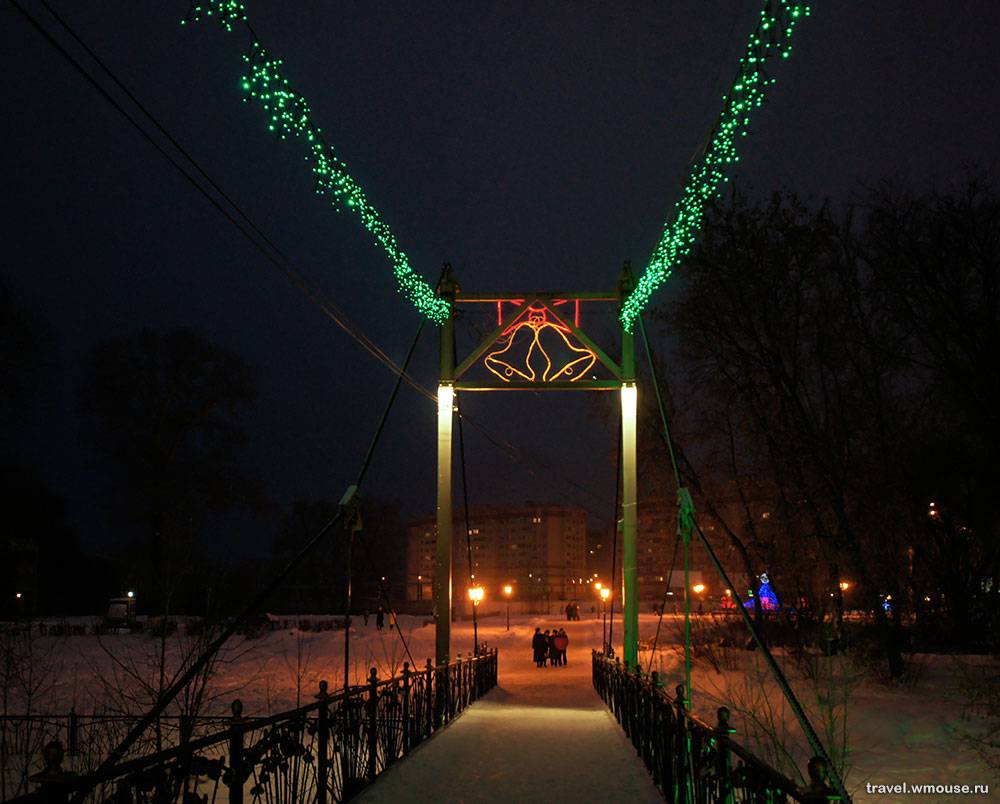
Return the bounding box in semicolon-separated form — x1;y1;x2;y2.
12;0;434;404
14;0;613;514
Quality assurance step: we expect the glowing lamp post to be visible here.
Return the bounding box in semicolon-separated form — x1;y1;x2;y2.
600;587;611;653
467;586;484;656
503;584;513;630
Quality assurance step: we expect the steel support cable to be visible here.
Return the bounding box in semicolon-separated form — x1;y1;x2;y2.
636;316;850;802
606;413;623;654
40;0;286;263
21;0;603;678
27;0;603;507
455;395;480;657
345;272;451;673
341;316;429;694
19;1;479;676
12;0;433;405
637;314;684;674
646;534;680;674
69;276;432;804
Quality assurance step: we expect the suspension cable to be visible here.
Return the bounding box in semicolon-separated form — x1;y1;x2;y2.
16;0;611;524
12;0;434;404
636;314;850;802
71;284;433;804
606;412;623;654
456;397;479;657
637;314;691;689
646;534;680;673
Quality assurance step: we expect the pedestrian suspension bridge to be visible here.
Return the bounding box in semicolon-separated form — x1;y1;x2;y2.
14;0;852;801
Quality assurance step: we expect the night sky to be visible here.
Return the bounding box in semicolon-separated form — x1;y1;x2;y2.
3;1;997;559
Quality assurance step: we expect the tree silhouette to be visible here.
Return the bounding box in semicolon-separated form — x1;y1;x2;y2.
658;177;1000;671
0;277;79;617
79;328;262;614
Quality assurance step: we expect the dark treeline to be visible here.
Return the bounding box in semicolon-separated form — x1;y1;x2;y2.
648;174;999;676
1;302;405;621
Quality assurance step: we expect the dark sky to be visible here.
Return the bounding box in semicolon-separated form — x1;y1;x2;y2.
3;1;997;558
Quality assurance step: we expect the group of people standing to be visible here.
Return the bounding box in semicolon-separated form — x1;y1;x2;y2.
532;627;569;667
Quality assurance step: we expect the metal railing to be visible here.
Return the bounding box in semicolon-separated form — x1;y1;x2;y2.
10;649;498;803
592;651;841;803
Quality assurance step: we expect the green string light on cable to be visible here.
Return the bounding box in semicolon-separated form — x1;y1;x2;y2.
620;0;811;331
181;0;246;33
183;0;451;324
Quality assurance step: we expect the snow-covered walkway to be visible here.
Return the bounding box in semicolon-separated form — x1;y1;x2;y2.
355;618;662;804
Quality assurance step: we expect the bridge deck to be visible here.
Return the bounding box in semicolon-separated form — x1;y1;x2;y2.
356;618;661;803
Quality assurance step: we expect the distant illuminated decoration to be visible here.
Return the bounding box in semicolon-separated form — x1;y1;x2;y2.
484;305;597;383
744;572;780;611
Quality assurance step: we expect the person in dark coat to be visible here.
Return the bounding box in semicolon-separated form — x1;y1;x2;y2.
376;608;385;632
544;629;555;666
531;627;546;667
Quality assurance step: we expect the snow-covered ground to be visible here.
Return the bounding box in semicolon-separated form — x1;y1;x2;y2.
357;616;662;804
4;613;995;802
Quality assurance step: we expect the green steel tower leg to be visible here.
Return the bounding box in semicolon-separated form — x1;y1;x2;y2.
620;262;639;668
435;267;456;666
621;381;638;669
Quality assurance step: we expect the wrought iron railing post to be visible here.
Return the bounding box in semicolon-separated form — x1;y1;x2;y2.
456;653;464;713
715;706;736;803
367;668;378;783
648;671;659;785
68;710;78;758
227;699;245;804
435;661;443;730
444;653;462;723
316;680;330;804
425;659;434;737
641;671;653;770
401;662;411;755
613;656;622;723
674;684;691;804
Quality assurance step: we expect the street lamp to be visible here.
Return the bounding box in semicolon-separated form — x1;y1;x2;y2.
600;587;611;653
467;586;484;657
503;584;513;631
838;581;850;592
